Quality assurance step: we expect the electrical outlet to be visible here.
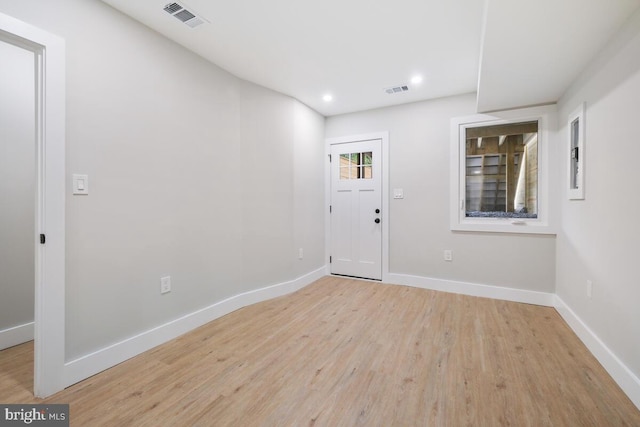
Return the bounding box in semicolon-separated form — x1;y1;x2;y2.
587;280;592;299
298;248;304;260
444;250;453;262
160;276;171;294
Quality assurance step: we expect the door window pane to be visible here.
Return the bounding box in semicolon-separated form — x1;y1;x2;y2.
339;152;373;180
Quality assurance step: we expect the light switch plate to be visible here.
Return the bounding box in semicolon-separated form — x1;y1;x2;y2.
160;276;171;294
72;174;89;195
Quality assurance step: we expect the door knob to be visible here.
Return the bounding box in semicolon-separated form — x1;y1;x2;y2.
374;218;380;224
375;209;380;214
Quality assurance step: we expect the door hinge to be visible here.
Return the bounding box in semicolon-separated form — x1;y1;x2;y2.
329;205;332;213
329;154;332;162
329;256;332;263
40;234;46;244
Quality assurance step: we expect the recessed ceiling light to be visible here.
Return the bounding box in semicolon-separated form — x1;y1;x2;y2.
323;94;333;102
411;75;423;84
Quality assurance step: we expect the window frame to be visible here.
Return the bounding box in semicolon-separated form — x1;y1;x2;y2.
450;105;556;234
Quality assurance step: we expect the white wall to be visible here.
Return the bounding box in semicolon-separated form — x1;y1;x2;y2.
293;102;326;278
556;8;640;381
326;94;556;292
0;0;325;361
0;39;35;339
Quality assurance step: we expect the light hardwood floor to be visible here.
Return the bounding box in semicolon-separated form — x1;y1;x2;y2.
1;276;639;426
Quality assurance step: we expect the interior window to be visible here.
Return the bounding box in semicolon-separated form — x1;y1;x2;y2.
464;121;538;218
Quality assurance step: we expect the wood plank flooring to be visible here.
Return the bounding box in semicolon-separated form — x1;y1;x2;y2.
1;276;639;426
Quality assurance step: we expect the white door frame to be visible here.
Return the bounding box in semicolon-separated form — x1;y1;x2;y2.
325;132;389;282
0;12;66;397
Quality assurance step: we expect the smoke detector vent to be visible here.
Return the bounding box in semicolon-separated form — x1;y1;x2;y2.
164;2;207;28
385;85;409;94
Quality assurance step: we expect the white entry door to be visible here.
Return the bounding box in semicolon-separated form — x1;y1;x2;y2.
330;139;382;280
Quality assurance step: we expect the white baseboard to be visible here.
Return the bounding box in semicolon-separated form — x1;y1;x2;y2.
64;267;326;387
386;273;555;306
554;295;640;410
0;322;34;350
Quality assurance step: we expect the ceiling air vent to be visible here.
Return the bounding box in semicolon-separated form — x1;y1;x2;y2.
163;3;183;14
385;85;409;94
163;2;207;28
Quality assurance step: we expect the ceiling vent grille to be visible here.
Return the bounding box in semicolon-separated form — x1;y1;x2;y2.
163;2;207;28
174;9;196;22
385;85;409;94
163;3;183;14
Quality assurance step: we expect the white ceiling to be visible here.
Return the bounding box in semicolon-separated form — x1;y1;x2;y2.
101;0;640;117
478;0;640;112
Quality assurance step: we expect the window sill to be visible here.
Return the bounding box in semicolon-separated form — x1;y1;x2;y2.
451;218;556;235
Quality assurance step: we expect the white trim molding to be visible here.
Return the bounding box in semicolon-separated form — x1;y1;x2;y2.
386;273;555;306
64;267;325;387
554;296;640;410
0;322;34;351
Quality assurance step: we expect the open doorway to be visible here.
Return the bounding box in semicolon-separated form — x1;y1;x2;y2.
0;33;37;398
0;12;66;397
0;38;36;350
